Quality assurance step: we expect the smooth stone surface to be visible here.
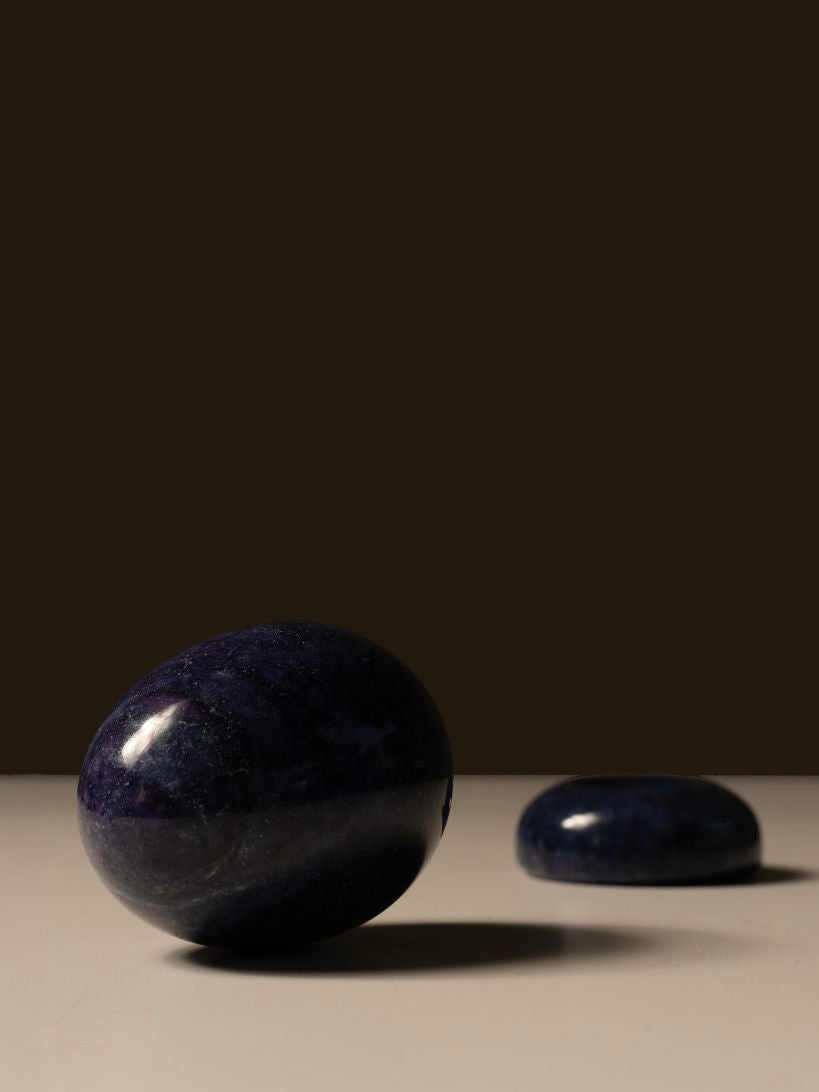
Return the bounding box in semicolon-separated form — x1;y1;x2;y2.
78;622;452;949
517;776;761;884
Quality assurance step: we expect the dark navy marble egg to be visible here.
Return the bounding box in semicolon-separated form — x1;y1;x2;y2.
517;776;761;884
78;622;452;949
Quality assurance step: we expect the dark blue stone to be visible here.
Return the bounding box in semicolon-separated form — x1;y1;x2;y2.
517;776;761;884
78;622;452;948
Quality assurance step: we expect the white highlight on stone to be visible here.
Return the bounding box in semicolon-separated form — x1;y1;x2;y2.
560;811;601;830
121;700;186;767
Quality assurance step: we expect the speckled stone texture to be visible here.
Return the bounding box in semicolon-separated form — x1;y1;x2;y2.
78;622;452;949
517;776;761;884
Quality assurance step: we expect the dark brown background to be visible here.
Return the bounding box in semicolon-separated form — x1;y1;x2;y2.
7;360;814;774
6;16;814;774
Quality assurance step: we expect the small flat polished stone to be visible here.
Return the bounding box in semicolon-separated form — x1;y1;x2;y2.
78;622;452;949
517;776;761;884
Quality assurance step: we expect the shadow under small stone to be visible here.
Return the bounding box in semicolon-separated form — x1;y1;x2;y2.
526;863;815;888
631;864;815;887
733;864;815;885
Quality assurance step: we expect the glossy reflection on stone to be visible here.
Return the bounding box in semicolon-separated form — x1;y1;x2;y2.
517;776;761;885
78;622;452;949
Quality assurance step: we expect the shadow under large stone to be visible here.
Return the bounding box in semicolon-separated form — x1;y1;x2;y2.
165;919;745;976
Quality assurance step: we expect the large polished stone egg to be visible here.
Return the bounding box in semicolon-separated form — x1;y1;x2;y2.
78;622;452;949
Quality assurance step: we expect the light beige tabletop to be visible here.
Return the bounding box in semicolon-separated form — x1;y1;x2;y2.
1;776;817;1091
